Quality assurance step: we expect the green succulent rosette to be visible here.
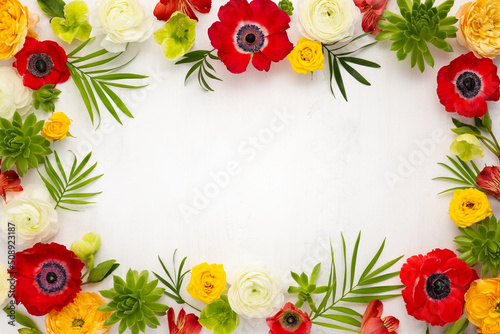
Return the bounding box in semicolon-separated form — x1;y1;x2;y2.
51;1;92;44
98;269;169;334
199;295;239;334
33;84;61;112
0;112;52;177
278;0;294;16
154;11;196;60
376;0;458;72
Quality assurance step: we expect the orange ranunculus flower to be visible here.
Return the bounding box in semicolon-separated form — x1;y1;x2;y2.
465;278;500;334
456;0;500;59
42;112;72;141
0;0;38;60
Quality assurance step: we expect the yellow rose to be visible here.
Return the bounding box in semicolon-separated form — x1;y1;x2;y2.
0;0;38;60
42;112;72;141
465;278;500;334
456;0;500;59
448;188;492;228
45;292;111;334
287;37;325;74
186;262;226;303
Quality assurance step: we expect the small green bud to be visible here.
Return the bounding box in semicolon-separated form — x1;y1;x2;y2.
82;232;101;253
450;134;484;161
70;232;101;266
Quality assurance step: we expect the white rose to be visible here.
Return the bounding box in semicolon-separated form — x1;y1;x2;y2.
298;0;361;43
0;263;8;309
0;198;58;248
0;67;33;120
227;267;284;318
92;0;154;52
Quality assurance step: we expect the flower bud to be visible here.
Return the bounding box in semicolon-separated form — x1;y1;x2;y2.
82;232;101;253
450;134;484;161
70;233;101;267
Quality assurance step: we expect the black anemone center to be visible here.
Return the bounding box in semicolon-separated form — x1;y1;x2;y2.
46;272;58;283
280;310;302;329
426;273;451;300
36;261;67;294
236;24;265;53
456;71;482;99
27;53;53;78
245;33;256;44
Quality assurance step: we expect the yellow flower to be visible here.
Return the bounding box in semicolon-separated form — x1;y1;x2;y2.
465;278;500;334
45;292;111;334
287;37;325;74
0;0;38;60
456;0;500;59
42;112;72;141
448;188;492;227
186;262;226;303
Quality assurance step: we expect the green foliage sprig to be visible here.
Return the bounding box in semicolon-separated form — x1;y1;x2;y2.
323;33;381;101
455;215;500;277
99;269;169;334
376;0;458;72
434;155;483;194
290;232;404;332
38;151;103;211
0;112;52;177
175;49;222;92
67;38;148;126
153;250;201;312
2;306;43;334
33;84;62;112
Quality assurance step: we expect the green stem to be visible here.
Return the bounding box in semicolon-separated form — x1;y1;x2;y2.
184;301;201;313
479;138;500;159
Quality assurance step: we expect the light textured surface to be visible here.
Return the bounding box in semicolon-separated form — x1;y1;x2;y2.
1;0;499;333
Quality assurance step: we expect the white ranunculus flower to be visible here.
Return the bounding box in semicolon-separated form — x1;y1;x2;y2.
0;263;8;309
0;198;58;248
298;0;361;43
92;0;154;52
0;67;33;120
227;267;284;318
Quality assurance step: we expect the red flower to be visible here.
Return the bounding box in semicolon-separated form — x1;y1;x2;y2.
400;248;478;326
437;52;500;118
10;242;84;316
266;302;312;334
154;0;211;21
208;0;294;74
354;0;388;35
0;160;23;203
167;308;202;334
477;166;500;197
13;37;70;90
360;300;399;334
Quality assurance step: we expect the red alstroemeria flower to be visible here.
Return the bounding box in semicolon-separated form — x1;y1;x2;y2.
354;0;388;35
208;0;294;74
167;308;202;334
154;0;211;21
13;37;70;90
10;242;84;316
0;160;23;203
477;166;500;197
437;52;500;118
360;300;399;334
400;248;478;326
266;302;312;334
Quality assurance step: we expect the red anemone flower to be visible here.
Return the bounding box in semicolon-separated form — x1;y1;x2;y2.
354;0;388;35
477;166;500;197
266;302;312;334
0;160;23;203
167;308;202;334
400;248;478;326
9;242;84;316
208;0;294;74
437;52;500;118
13;37;70;90
154;0;211;21
360;300;399;334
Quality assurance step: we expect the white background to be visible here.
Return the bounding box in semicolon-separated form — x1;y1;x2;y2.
1;0;500;333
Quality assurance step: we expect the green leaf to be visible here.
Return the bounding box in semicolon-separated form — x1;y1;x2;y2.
360;239;385;280
3;306;40;330
310;263;321;284
330;306;362;317
350;232;361;290
444;317;469;334
320;314;361;327
88;260;120;284
37;0;66;18
312;322;359;332
339;59;370;86
340;57;381;68
358;272;401;286
333;57;347;101
71;49;109;64
341;294;400;303
351;285;404;294
483;111;492;132
94;73;148;81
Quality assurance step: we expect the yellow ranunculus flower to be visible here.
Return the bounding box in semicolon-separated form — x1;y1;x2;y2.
0;0;38;60
42;112;72;141
287;37;325;74
465;278;500;334
456;0;500;59
45;292;111;334
186;262;226;304
448;188;492;228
